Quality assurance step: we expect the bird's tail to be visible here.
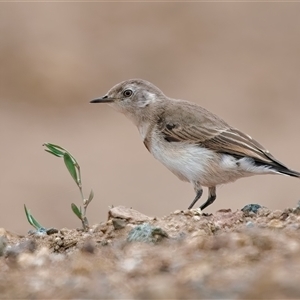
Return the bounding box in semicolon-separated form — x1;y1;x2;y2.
277;167;300;178
259;152;300;178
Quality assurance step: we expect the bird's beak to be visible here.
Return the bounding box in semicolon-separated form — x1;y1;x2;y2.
90;95;113;103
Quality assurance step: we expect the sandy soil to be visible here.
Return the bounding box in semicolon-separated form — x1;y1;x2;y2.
1;205;300;299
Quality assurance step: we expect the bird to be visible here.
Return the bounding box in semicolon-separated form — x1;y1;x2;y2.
90;79;300;210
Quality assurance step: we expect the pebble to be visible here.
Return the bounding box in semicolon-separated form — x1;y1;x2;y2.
246;221;254;228
127;223;168;243
267;219;284;228
241;204;262;214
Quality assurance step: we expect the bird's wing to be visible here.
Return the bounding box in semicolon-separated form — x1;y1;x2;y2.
158;104;287;167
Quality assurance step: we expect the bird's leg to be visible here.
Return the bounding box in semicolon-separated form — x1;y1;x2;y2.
200;186;217;210
188;188;203;209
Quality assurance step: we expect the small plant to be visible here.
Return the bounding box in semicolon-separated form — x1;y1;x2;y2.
24;204;46;232
42;143;94;231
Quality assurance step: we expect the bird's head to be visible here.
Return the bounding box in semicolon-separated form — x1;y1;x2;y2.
90;79;165;118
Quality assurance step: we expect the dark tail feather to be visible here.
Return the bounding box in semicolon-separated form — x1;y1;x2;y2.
252;157;300;178
264;153;300;178
277;167;300;178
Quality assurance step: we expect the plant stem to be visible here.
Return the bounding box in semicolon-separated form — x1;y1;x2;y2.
82;205;89;231
75;163;89;231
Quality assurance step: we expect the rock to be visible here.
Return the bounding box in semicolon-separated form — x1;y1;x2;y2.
242;204;262;214
246;221;255;228
267;219;284;229
46;228;59;235
108;206;152;223
127;223;168;243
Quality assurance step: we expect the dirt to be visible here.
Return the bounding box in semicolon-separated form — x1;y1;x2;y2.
1;205;300;299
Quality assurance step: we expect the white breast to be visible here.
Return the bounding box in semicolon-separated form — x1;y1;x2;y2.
149;133;217;184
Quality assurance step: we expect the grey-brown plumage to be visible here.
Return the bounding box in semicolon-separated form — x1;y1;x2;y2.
90;79;300;210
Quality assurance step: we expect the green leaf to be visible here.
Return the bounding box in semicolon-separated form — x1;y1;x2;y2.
43;143;80;168
87;189;94;205
44;143;66;152
44;149;62;157
71;203;82;220
64;152;78;184
30;215;43;230
66;152;79;167
24;204;34;227
24;204;43;230
43;143;65;157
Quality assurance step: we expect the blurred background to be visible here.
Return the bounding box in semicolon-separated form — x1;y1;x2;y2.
1;3;300;234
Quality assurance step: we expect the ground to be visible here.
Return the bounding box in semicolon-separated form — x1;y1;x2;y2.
1;205;300;299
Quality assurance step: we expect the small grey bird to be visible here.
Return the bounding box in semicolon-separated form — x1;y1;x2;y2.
90;79;300;210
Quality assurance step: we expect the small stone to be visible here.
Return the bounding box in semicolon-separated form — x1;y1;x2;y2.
246;221;254;228
241;204;262;214
267;219;284;228
127;223;168;243
191;208;202;216
192;216;201;222
173;210;181;215
46;228;59;235
183;210;193;216
57;240;63;246
108;206;152;222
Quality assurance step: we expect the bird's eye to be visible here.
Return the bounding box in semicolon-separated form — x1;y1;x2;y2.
123;89;133;97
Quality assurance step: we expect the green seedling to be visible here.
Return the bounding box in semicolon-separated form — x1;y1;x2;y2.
43;143;94;231
24;204;46;232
